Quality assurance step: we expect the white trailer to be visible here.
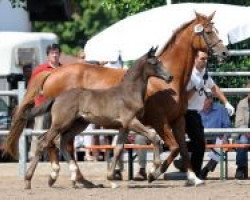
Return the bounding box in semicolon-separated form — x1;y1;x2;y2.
0;32;58;126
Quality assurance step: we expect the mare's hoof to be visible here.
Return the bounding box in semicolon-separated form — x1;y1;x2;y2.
185;178;205;187
48;176;57;187
24;180;31;190
110;181;119;189
147;173;156;183
186;171;205;186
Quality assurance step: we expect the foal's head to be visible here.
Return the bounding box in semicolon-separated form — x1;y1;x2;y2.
141;47;173;82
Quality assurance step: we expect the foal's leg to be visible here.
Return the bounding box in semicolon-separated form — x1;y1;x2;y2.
47;140;60;187
60;119;104;188
128;118;161;174
107;128;128;181
25;129;60;189
61;132;104;188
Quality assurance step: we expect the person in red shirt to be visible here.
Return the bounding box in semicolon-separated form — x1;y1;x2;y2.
30;43;61;107
29;43;61;160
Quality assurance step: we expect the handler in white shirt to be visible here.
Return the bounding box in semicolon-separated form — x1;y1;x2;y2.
175;51;234;178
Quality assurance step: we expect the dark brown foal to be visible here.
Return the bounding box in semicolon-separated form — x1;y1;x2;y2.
24;47;173;189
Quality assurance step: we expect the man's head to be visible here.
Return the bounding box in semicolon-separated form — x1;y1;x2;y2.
194;51;208;72
46;43;61;67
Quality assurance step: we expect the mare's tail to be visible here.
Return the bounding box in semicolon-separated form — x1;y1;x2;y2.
4;72;52;158
28;98;54;120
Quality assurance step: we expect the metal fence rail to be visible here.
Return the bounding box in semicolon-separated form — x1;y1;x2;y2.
229;49;250;56
1;127;250;176
0;90;18;96
209;72;250;76
0;50;250;177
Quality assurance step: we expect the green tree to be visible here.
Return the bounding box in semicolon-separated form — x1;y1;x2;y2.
172;0;250;5
32;0;119;55
102;0;166;19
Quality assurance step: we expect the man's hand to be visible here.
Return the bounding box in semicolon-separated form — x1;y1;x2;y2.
224;101;235;116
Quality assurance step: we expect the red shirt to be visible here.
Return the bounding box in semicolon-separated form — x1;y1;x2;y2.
29;63;56;107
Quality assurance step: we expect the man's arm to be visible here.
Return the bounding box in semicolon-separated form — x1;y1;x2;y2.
211;84;235;116
221;106;231;128
211;84;227;104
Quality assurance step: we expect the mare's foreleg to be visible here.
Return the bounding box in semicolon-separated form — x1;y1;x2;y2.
128;118;161;173
25;129;60;189
107;128;128;181
172;119;204;186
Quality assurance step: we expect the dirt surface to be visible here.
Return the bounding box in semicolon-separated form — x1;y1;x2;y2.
0;161;250;200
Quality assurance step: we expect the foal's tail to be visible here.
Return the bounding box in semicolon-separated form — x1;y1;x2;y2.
4;72;52;158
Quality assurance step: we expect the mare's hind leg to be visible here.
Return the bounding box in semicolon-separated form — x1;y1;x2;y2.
107;128;128;181
128;118;161;173
147;123;180;182
60;119;103;188
25;129;60;189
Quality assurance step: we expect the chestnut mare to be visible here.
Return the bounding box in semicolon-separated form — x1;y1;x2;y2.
5;12;228;187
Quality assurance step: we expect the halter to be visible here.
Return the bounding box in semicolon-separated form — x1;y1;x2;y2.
195;23;221;96
201;24;222;56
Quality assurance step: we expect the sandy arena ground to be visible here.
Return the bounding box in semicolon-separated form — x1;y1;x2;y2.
0;157;250;200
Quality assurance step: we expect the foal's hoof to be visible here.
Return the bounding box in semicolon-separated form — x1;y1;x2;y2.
48;176;57;187
147;173;156;183
107;170;123;181
24;180;31;190
107;174;113;181
81;179;104;188
72;181;78;189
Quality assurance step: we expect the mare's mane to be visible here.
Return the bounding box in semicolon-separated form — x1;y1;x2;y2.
158;20;195;56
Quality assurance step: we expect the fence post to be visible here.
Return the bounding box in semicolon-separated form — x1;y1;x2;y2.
17;81;26;176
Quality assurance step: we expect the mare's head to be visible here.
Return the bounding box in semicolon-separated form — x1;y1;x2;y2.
191;11;228;63
141;47;173;82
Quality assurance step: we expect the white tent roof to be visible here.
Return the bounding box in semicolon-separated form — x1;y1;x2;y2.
85;3;250;61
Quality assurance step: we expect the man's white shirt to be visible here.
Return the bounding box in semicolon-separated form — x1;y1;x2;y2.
186;67;215;112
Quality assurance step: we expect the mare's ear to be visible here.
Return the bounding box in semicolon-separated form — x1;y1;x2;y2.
208;11;216;21
194;11;204;21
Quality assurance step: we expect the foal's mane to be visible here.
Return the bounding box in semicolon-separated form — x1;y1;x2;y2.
158;19;195;56
123;54;149;80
